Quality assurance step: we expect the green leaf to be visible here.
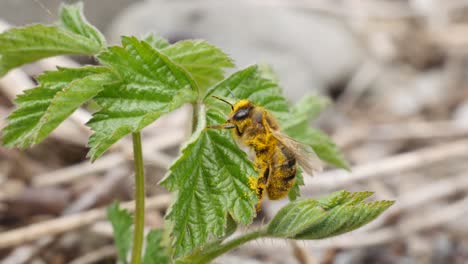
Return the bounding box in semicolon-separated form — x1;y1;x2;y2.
107;202;133;264
292;128;349;170
160;40;234;94
59;2;106;48
143;34;234;94
282;95;330;134
0;4;104;76
87;36;197;160
160;108;257;257
142;229;170;264
2;66;113;148
267;190;394;239
283;95;349;170
204;65;290;124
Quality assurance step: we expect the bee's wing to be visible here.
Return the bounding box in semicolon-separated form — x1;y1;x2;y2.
271;130;323;175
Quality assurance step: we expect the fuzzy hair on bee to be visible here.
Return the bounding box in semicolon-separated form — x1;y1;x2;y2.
209;96;323;210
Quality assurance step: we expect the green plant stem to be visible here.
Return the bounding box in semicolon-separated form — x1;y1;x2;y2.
188;228;267;264
192;101;201;132
130;132;145;264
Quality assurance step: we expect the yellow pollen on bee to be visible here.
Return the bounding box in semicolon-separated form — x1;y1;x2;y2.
248;176;257;191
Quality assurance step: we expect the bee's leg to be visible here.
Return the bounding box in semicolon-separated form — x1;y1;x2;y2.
247;173;264;211
206;123;236;130
254;163;270;211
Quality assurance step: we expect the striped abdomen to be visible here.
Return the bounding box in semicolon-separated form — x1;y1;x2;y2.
266;142;297;200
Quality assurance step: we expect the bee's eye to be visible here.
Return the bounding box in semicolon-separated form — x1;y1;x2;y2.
232;107;250;120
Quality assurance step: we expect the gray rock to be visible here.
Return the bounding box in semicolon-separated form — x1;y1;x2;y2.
0;0;141;34
453;100;468;127
373;69;447;117
432;233;455;264
107;0;364;101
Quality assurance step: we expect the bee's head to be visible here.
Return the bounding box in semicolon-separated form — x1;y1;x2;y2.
228;99;253;124
210;96;254;132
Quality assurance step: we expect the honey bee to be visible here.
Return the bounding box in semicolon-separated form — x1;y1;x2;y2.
209;97;323;210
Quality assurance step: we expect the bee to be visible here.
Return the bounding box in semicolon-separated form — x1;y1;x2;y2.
209;97;323;210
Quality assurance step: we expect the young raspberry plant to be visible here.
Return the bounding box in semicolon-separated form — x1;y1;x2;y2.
0;3;394;264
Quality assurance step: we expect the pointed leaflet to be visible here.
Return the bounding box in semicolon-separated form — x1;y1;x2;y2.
283;95;348;198
142;230;170;264
144;34;170;50
282;95;329;133
283;95;349;170
294;128;349;170
107;202;133;264
160;39;234;93
87;36;197;160
59;2;106;48
204;65;290;125
2;67;113;148
0;3;105;76
160;106;257;257
267;190;394;239
143;34;234;93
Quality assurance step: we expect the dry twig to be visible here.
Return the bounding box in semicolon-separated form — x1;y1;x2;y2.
333;120;468;147
245;196;468;251
290;240;314;264
32;153;126;187
0;194;171;249
63;166;129;214
304;139;468;191
68;245;116;264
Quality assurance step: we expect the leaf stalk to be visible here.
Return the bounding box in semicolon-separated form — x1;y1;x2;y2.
186;227;267;264
130;132;145;264
192;101;202;133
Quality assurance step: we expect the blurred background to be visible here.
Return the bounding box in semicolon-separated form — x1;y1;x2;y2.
1;0;468;263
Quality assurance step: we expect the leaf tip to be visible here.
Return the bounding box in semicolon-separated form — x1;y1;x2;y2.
59;1;83;12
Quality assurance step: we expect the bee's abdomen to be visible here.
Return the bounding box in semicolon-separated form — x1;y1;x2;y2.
266;144;297;200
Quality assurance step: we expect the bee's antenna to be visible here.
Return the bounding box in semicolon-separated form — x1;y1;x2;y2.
211;96;234;110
